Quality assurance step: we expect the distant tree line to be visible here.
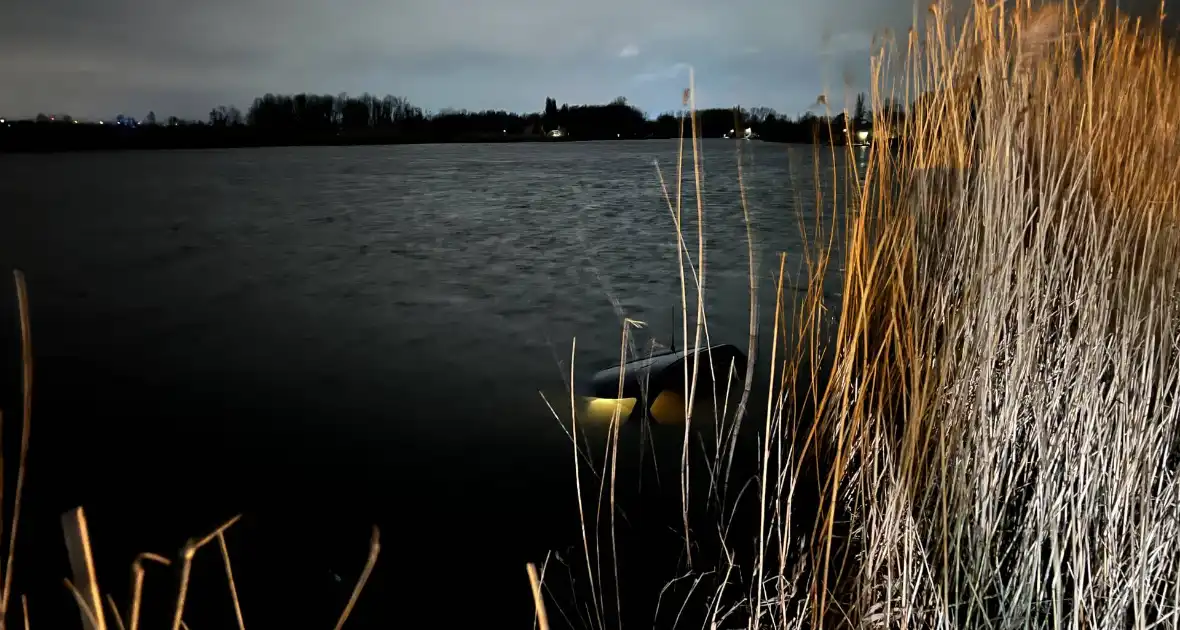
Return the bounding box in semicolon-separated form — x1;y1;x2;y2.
0;91;899;152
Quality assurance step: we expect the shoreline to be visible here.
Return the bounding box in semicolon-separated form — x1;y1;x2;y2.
0;130;579;154
0;125;847;155
0;135;810;155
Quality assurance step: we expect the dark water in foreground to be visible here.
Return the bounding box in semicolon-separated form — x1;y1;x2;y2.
0;140;859;627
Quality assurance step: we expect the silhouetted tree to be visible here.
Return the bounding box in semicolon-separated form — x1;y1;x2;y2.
341;96;370;130
1;90;854;152
334;93;348;126
853;93;868;126
207;105;243;127
747;107;777;124
654;112;680;137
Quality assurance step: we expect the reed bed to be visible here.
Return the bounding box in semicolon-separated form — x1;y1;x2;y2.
541;1;1180;629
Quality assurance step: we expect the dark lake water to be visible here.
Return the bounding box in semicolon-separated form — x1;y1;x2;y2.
0;140;860;628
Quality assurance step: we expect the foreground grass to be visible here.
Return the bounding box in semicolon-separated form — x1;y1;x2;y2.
0;270;382;630
541;1;1180;629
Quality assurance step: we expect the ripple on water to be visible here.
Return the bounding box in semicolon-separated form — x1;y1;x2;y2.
0;140;861;624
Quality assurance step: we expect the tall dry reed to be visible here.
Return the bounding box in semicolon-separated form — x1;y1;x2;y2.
827;1;1180;627
543;1;1180;629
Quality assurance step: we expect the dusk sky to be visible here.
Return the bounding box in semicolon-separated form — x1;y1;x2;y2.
0;0;1169;121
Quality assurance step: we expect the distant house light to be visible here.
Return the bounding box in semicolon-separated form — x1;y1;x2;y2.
99;121;104;125
0;118;5;123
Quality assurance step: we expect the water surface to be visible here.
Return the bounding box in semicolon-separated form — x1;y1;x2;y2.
0;140;859;627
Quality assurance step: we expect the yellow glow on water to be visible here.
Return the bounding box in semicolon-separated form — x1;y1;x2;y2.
584;397;637;424
650;390;687;426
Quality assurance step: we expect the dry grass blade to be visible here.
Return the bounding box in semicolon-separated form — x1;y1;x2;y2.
565;338;605;630
169;541;196;630
526;563;550;630
170;514;242;630
61;507;105;630
128;552;171;630
192;515;241;551
64;580;102;630
331;525;380;630
680;67;705;572
106;595;125;630
216;532;245;630
0;271;33;630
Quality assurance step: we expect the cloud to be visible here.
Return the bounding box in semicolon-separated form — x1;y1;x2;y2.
631;63;692;84
1;0;1172;119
